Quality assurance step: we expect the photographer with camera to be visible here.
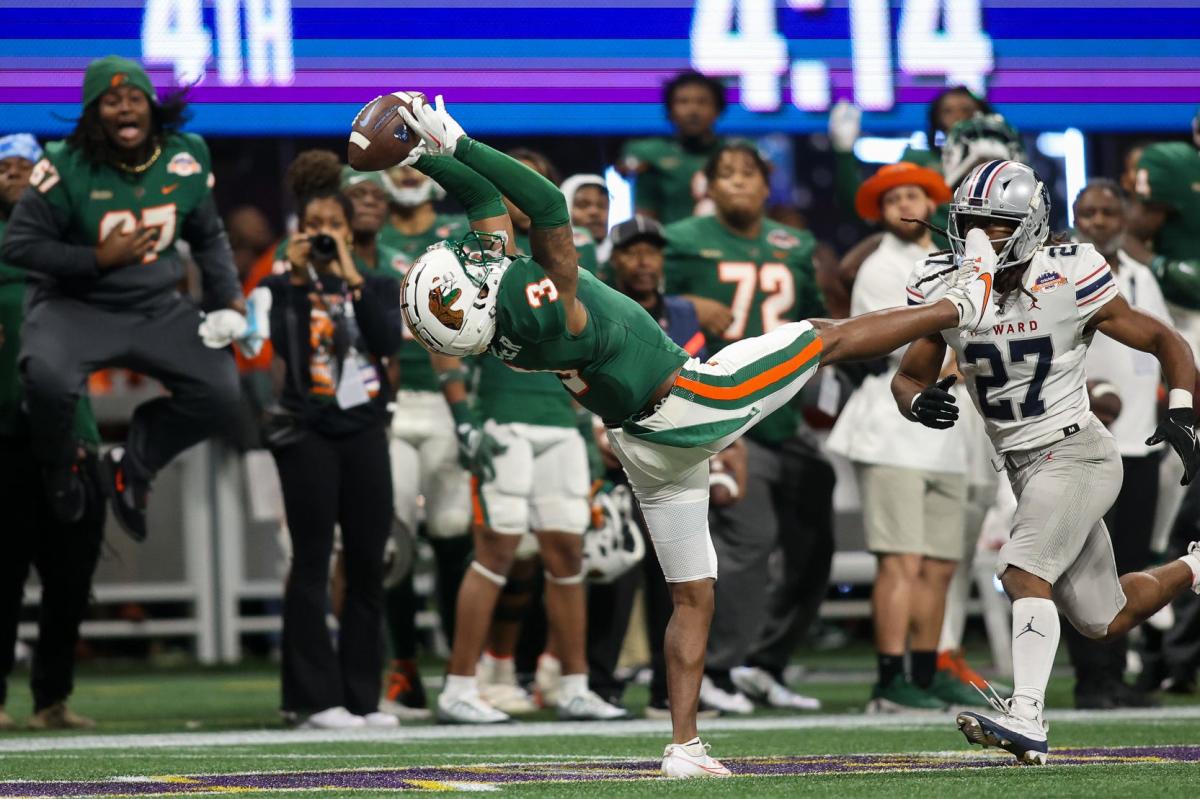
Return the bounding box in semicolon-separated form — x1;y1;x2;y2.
259;150;404;729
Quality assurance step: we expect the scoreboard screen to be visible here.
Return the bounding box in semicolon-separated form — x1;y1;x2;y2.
1;1;1196;136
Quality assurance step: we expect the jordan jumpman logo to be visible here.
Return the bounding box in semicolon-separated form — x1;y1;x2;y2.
1016;616;1046;638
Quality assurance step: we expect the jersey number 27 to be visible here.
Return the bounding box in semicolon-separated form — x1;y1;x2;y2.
963;335;1054;421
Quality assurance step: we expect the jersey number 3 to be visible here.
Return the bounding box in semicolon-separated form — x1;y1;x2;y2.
525;278;559;308
963;335;1054;421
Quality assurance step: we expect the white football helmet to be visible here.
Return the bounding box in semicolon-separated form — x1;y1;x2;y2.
582;484;646;584
400;233;510;357
947;160;1049;271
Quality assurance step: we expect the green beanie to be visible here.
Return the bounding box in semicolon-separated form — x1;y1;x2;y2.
340;165;389;192
82;56;157;110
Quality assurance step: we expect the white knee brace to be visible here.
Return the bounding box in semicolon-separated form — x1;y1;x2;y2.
543;570;586;586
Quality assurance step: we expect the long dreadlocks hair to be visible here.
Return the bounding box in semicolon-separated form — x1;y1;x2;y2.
66;87;191;167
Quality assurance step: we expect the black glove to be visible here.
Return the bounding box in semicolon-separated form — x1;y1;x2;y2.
1147;407;1199;486
911;375;959;429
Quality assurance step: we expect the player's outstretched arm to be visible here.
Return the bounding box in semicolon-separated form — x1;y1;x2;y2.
410;153;516;255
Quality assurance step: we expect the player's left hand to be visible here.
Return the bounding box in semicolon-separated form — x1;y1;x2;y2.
399;95;466;156
199;308;249;349
1147;408;1200;486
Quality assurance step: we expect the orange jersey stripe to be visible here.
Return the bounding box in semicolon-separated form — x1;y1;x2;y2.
674;337;822;401
470;476;486;528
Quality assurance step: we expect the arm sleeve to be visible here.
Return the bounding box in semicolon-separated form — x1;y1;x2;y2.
0;187;99;279
454;138;569;229
414;154;507;221
181;194;241;308
354;274;406;358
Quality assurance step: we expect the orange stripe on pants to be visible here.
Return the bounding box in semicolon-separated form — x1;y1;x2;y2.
674;338;822;401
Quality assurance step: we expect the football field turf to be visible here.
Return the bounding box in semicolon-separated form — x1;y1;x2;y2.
1;664;1197;797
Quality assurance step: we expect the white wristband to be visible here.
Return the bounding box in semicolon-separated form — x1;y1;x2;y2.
1169;388;1193;410
709;472;740;500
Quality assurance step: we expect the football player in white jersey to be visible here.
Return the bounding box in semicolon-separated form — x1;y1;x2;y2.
893;160;1200;765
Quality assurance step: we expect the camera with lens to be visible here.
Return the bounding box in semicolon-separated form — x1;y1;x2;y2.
309;233;338;263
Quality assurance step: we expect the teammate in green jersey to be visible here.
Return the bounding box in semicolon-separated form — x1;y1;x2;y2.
0;56;245;542
0;133;105;732
1132;110;1200;349
394;94;993;776
618;71;727;225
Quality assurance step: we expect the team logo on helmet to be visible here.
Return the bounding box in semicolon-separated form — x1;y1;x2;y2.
428;279;464;329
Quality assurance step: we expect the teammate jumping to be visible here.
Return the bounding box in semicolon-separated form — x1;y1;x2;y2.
892;159;1200;765
392;95;993;778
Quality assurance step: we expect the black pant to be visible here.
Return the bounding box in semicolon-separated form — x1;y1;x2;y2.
1063;453;1159;692
0;437;104;710
273;424;392;716
20;296;240;478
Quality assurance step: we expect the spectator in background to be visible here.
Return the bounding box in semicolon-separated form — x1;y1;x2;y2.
0;56;244;542
663;142;827;714
1072;180;1171;708
262;150;403;730
826;162;984;712
561;173;612;275
0;133;105;731
619;71;726;225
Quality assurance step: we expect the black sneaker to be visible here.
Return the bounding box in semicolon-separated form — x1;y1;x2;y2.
44;463;86;524
104;447;149;542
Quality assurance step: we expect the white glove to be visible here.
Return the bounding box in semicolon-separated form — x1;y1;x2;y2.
963;227;998;273
828;100;862;153
199;308;249;349
945;228;998;332
398;138;428;167
398;94;466;157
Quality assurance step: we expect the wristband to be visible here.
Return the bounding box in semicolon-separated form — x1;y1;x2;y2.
1169;388;1194;410
708;471;740;500
438;366;469;387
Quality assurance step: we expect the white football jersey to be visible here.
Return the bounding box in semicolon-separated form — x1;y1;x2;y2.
908;242;1118;453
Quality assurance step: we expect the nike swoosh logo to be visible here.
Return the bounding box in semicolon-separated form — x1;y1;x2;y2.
976;272;992;323
162;183;179;195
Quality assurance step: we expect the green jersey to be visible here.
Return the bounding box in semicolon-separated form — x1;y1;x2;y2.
0;218;98;442
663;215;823;443
377;213;469;392
475;228;605;427
620;136;725;225
26;132;238;309
1136;142;1200;262
487;256;688;424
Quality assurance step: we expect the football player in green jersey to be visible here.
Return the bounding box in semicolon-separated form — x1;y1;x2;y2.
0;56;245;541
395;94;993;776
619;71;727;225
1132;109;1200;348
0;133;105;732
663;141;830;713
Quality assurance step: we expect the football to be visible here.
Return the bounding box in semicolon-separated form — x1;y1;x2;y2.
347;91;426;172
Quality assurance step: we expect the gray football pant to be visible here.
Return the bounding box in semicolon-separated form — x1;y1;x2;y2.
20;296;240;479
706;437;835;672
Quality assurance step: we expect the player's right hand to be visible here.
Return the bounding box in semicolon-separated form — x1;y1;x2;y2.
828;100;861;153
96;223;157;269
911;375;959;429
399;95;466;157
455;423;506;483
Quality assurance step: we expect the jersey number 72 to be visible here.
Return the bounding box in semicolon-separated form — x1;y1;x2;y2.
963;335;1054;421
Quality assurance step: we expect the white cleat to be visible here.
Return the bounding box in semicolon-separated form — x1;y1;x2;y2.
534;654;562;709
956;688;1048;766
360;711;400;728
661;738;732;779
479;682;539;715
699;676;754;715
377;698;432;721
557;689;629;721
731;666;822;711
1184;542;1200;594
436;691;511;725
298;706;366;730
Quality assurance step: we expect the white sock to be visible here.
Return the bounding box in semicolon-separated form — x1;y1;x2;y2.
482;652;515;683
1010;597;1059;720
559;673;588;700
442;674;477;700
1179;551;1200;591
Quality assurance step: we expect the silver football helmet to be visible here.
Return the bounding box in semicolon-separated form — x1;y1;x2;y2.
947;160;1050;271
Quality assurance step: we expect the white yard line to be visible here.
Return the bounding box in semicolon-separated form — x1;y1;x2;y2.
1;705;1199;754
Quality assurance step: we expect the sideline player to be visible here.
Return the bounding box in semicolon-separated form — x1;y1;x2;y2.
893;160;1200;765
392;95;992;777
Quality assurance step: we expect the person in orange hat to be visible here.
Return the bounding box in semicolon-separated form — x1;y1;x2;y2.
827;161;989;713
